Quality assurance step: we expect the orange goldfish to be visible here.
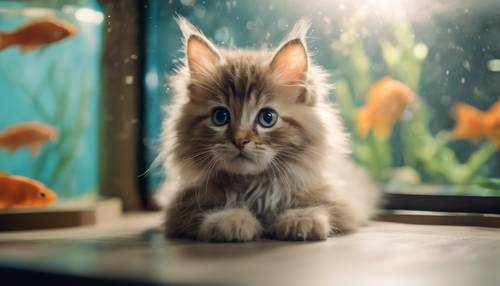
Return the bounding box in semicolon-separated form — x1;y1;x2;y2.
0;19;78;52
452;103;485;140
0;122;58;157
483;102;500;147
357;77;415;140
454;101;500;147
0;174;57;208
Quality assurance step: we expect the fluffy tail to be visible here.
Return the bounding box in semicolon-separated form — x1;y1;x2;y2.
334;158;381;223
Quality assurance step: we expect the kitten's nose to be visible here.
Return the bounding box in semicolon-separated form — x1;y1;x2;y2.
232;126;252;151
233;138;250;150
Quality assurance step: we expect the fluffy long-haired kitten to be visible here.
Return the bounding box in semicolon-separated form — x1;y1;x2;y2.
159;17;378;242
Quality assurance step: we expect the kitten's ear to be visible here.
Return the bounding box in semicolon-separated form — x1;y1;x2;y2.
270;19;310;83
176;16;221;75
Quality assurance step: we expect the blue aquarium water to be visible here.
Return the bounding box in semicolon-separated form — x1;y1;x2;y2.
143;0;500;195
0;0;103;199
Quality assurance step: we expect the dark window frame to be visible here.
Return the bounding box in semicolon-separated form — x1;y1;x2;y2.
384;192;500;214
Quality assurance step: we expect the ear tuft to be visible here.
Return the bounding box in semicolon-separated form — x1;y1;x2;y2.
285;18;311;43
175;15;201;40
175;16;221;74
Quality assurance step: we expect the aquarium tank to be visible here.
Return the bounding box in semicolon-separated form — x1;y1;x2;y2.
0;0;103;201
143;0;499;196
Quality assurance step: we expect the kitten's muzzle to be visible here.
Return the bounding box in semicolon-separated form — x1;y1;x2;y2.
233;152;252;162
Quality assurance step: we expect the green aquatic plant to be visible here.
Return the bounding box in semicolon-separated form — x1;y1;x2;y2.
331;15;391;182
332;15;499;193
36;62;91;198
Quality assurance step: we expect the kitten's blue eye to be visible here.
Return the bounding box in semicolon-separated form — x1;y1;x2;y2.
257;108;278;128
211;107;230;126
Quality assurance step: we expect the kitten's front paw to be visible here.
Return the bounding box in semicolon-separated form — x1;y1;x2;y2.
199;208;262;242
271;207;330;241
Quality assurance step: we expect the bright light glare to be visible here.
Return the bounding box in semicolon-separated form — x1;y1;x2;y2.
75;8;104;25
487;59;500;72
365;0;405;10
413;43;428;60
364;0;409;22
146;71;159;90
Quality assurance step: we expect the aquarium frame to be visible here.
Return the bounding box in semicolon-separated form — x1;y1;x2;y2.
384;192;500;214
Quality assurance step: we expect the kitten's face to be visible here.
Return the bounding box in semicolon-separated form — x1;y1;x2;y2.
173;19;317;176
185;65;309;175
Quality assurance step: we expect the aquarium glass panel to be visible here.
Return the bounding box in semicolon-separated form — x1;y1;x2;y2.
144;0;500;196
0;0;103;201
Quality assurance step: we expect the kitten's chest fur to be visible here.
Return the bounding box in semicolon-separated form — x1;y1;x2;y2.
214;172;291;222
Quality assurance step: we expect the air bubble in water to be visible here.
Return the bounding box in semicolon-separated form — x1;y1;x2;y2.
214;27;230;43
